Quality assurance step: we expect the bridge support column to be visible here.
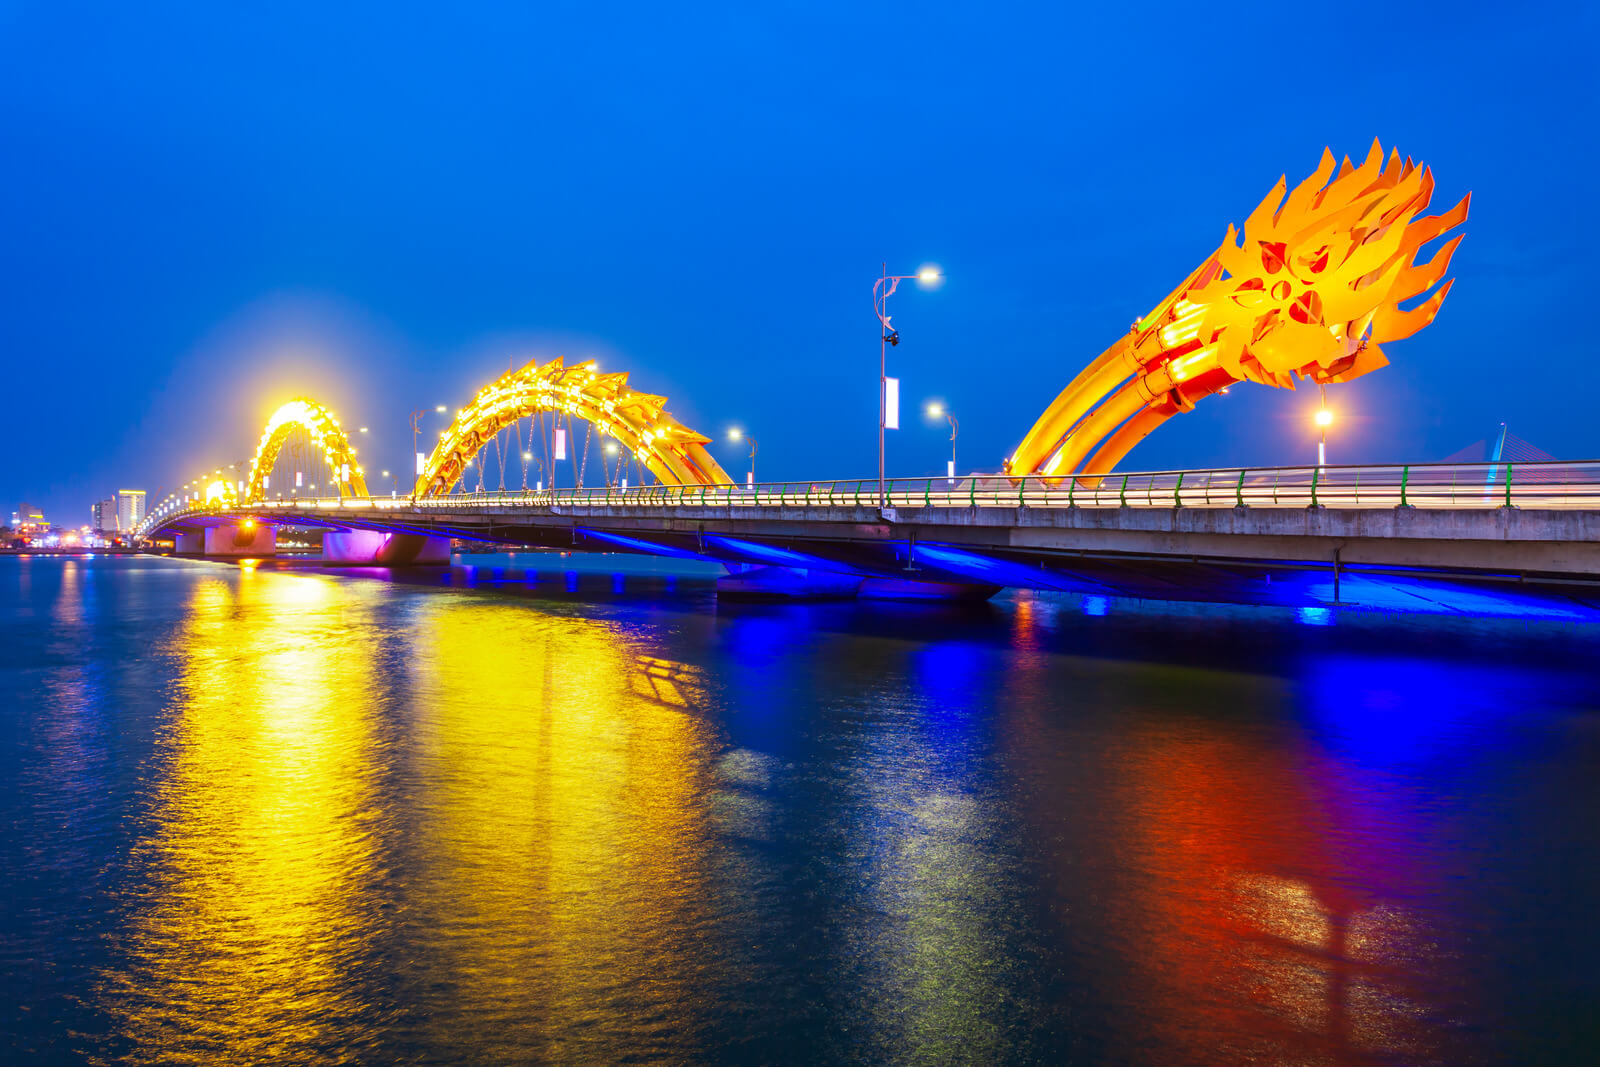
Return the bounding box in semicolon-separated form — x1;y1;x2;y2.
715;565;862;600
203;523;277;557
858;577;1001;602
323;529;452;565
173;530;205;555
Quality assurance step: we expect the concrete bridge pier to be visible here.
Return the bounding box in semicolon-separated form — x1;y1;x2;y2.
172;524;276;556
205;522;277;557
322;529;452;565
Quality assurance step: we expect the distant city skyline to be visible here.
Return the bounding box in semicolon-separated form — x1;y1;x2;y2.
3;3;1595;520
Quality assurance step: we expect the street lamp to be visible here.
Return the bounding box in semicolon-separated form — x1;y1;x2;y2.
603;441;621;488
728;427;756;488
1315;385;1333;467
926;402;958;482
874;264;941;506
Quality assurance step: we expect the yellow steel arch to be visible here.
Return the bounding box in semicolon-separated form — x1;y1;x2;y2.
244;398;369;503
1007;141;1469;481
417;357;732;497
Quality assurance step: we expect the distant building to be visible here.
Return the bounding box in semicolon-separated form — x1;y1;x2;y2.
93;498;119;532
116;489;145;533
12;503;46;542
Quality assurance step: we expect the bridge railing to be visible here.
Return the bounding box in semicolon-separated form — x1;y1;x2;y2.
137;459;1600;535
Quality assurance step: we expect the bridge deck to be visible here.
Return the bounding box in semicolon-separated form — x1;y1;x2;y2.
141;462;1600;614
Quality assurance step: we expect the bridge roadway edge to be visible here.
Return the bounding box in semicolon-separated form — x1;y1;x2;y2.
221;502;1600;602
411;503;1600;573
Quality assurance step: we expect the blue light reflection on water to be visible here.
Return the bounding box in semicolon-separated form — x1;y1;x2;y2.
1303;574;1599;620
2;555;1599;1064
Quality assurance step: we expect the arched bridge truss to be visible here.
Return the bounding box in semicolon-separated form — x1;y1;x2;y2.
417;357;731;497
245;398;369;503
137;359;729;537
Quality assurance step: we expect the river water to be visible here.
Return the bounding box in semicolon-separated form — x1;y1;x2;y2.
2;553;1597;1064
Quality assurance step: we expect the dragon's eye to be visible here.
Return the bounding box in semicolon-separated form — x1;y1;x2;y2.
1290;290;1323;325
1259;241;1288;275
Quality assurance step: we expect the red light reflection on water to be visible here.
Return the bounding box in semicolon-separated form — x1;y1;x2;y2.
1107;719;1469;1063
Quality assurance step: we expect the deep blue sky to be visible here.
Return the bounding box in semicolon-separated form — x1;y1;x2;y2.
3;2;1594;521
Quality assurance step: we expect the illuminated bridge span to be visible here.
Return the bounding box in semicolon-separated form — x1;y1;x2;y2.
141;462;1600;616
132;145;1600;614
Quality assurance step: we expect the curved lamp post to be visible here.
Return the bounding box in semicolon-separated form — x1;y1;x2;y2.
874;264;941;506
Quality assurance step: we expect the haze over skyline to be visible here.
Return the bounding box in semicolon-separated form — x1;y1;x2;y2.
3;2;1594;521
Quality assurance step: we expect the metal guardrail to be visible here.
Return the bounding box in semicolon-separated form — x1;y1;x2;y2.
137;459;1600;537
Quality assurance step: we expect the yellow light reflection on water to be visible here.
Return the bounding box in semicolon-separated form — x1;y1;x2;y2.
97;570;721;1062
401;599;717;1060
99;570;385;1063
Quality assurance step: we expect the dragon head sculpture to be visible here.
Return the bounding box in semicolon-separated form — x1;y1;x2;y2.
1008;140;1469;479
